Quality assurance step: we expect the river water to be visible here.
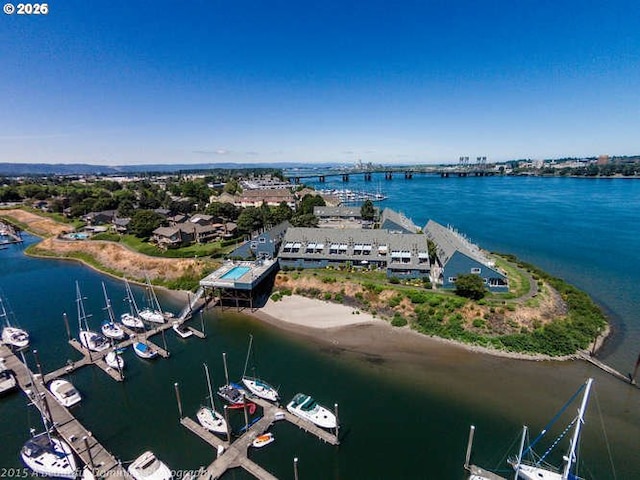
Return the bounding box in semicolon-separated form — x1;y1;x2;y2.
1;176;640;479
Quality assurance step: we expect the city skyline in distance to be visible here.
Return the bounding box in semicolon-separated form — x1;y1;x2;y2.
2;1;639;166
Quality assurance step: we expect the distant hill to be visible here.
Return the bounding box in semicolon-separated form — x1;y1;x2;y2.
0;162;334;176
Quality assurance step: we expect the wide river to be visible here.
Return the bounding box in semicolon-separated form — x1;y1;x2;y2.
1;175;639;479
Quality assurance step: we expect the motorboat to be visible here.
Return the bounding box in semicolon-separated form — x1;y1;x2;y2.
133;342;157;359
0;358;17;395
286;393;337;429
251;432;275;448
105;351;125;370
49;379;82;408
127;451;172;480
172;322;192;339
0;296;29;349
121;278;145;329
217;383;248;406
241;334;279;402
21;431;77;479
100;282;125;340
75;282;110;353
464;378;594;480
196;363;228;435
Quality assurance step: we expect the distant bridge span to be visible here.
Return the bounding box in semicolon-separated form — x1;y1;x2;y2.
284;167;496;183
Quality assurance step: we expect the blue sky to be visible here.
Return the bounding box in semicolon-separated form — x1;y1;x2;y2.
1;1;639;165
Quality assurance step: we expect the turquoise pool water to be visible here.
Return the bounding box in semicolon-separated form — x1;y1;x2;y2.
220;265;251;280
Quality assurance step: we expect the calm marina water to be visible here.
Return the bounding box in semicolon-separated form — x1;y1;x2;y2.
2;176;640;479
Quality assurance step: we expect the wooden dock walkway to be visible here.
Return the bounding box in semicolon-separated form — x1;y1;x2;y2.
181;395;339;480
0;344;132;479
578;352;639;388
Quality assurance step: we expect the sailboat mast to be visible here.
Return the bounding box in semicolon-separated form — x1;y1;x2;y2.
513;426;528;480
561;378;593;479
242;334;253;379
102;282;116;324
203;363;216;411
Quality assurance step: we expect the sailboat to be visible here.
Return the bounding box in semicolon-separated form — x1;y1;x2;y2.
0;295;29;349
75;282;110;353
217;352;249;406
464;378;594;480
20;357;78;479
0;357;17;395
196;363;228;435
241;334;279;402
105;351;125;370
100;282;124;340
138;275;166;324
121;278;145;330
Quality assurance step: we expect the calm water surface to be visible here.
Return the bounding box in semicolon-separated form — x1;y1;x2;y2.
1;176;639;479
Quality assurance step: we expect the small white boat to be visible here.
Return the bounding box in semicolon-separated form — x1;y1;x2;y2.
172;322;193;339
0;296;29;349
139;275;169;324
133;342;157;359
105;351;125;370
21;432;77;479
241;335;279;402
0;359;17;394
286;393;337;429
251;432;275;448
101;282;125;339
75;282;110;352
139;308;165;324
49;379;82;408
127;451;172;480
196;363;228;435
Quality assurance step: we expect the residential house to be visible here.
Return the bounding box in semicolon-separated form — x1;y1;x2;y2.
424;220;508;292
230;221;290;260
379;208;419;234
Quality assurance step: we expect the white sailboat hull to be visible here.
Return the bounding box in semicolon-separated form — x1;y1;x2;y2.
101;322;124;339
121;313;145;329
242;377;279;402
139;308;165;324
79;330;110;352
105;351;125;369
2;326;29;348
516;465;563;480
21;433;77;479
196;406;228;434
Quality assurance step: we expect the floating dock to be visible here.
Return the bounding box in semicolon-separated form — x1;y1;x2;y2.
179;395;339;479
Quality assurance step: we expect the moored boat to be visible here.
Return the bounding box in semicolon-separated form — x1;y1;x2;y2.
75;282;110;352
139;275;169;324
241;334;279;402
121;278;145;330
105;351;125;370
196;363;228;435
464;378;595;480
0;358;17;395
100;282;125;340
127;451;172;480
251;432;275;448
133;342;157;359
49;379;82;408
21;431;77;479
0;296;29;349
286;393;337;429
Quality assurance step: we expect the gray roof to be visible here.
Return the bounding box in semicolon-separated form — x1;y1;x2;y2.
380;208;419;233
314;206;362;218
424;220;493;266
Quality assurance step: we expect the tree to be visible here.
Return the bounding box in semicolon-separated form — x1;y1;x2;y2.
454;273;487;300
290;213;319;228
236;207;263;235
299;194;325;215
360;200;375;221
128;210;165;240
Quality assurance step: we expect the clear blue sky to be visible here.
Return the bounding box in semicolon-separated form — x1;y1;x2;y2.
2;1;639;166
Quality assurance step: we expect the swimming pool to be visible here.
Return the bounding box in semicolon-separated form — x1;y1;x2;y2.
220;266;251;280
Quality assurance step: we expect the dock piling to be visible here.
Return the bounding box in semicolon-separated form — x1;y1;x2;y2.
334;403;340;442
294;457;299;480
62;313;72;341
464;425;475;470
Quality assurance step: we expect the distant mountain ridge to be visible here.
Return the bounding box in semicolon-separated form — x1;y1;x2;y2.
0;162;335;176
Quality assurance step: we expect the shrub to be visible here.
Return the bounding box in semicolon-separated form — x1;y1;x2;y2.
391;314;408;327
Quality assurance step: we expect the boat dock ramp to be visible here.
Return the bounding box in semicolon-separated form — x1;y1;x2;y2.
0;221;23;244
177;391;339;480
0;344;132;479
